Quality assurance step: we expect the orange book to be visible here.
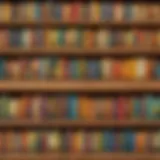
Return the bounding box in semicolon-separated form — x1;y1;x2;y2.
135;132;148;152
79;96;93;120
62;2;71;21
83;29;95;48
104;97;114;120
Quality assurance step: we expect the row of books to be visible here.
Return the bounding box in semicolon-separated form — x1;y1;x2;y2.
0;2;159;22
0;58;160;80
0;130;159;152
0;29;160;48
0;94;159;120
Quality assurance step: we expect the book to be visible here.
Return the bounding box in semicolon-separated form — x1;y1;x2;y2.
114;2;124;21
101;58;112;80
90;1;100;21
62;2;71;21
70;2;81;22
68;95;78;119
96;29;107;48
101;2;113;21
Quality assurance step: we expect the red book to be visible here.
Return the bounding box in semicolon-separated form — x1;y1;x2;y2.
112;60;122;80
62;58;69;79
0;30;8;48
117;97;126;120
70;1;81;22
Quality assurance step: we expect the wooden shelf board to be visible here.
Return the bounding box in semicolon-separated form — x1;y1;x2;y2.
0;47;159;56
0;120;159;128
0;153;160;160
0;20;160;27
0;81;159;92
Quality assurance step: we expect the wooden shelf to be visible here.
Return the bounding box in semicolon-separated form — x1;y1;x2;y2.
0;81;159;92
0;47;160;56
0;120;159;128
0;153;159;160
0;20;160;28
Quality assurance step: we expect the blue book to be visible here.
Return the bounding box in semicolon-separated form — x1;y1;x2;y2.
101;2;113;21
68;95;78;119
69;59;79;79
87;59;101;79
0;58;5;80
103;130;114;152
10;30;22;47
124;130;135;152
53;2;62;20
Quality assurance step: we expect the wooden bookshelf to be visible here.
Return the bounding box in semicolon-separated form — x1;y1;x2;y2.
0;81;159;92
0;47;160;56
0;153;159;160
0;20;160;28
0;120;159;128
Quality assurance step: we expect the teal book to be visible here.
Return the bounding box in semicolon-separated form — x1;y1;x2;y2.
123;130;135;152
0;58;5;79
34;2;41;20
132;97;141;119
68;95;78;119
57;29;65;47
103;130;114;152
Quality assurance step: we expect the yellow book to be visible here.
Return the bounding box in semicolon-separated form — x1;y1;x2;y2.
129;59;137;80
65;29;77;47
54;59;64;79
2;3;11;22
96;29;106;48
47;131;61;151
92;131;103;152
27;131;37;152
125;30;134;47
26;2;35;21
9;98;18;119
90;1;100;21
46;29;58;48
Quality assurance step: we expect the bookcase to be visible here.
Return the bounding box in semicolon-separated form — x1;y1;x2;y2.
0;0;160;160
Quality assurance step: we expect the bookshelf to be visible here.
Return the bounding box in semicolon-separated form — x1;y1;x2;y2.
0;81;159;92
0;1;159;160
1;153;160;160
0;48;159;56
0;120;159;128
